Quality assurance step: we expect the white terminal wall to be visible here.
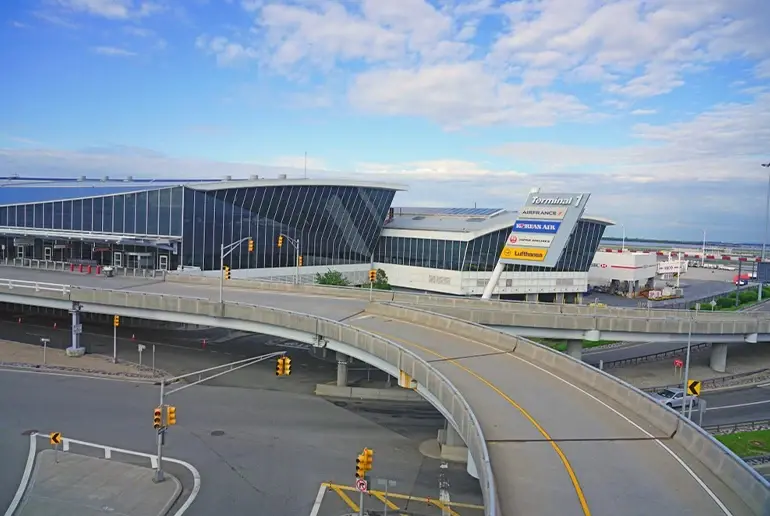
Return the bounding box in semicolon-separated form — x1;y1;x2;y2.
589;251;657;283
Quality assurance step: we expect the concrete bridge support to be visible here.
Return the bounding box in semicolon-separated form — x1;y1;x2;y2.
66;307;85;357
525;293;538;303
710;343;728;373
336;352;349;387
438;420;468;462
566;340;583;360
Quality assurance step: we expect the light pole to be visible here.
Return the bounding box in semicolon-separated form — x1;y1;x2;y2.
40;337;50;365
621;224;626;251
701;229;706;267
277;233;302;284
219;236;253;303
680;315;694;419
760;163;770;301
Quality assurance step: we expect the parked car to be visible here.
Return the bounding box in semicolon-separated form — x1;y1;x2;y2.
649;387;699;409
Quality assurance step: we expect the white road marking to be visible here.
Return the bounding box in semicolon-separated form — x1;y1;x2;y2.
29;434;201;516
3;432;37;516
510;353;734;516
706;399;770;411
308;483;328;516
439;462;451;516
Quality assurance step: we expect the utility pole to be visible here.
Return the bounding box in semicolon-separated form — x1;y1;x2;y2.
219;236;254;303
152;351;288;482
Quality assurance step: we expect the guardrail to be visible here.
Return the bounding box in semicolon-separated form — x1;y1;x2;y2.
166;273;770;322
600;342;712;369
2;258;166;278
0;282;500;516
703;419;770;434
0;278;71;294
364;301;770;514
641;369;770;394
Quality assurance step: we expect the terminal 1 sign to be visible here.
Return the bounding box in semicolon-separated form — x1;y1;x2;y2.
499;192;590;268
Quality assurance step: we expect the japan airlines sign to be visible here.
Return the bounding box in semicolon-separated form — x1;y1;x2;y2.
507;233;554;247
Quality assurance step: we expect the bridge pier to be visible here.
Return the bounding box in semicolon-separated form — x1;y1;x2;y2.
525;293;538;303
566;340;582;360
555;292;565;304
710;343;728;373
336;352;348;387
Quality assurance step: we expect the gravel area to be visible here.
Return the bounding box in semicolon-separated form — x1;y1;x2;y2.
0;339;166;379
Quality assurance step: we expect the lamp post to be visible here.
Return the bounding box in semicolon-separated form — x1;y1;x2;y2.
621;224;626;252
760;163;770;301
701;229;706;267
680;315;694;419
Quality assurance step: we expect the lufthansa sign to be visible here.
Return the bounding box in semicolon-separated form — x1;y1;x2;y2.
519;207;567;220
513;220;561;234
500;247;548;262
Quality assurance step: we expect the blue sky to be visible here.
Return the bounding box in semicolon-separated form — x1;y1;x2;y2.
1;0;769;242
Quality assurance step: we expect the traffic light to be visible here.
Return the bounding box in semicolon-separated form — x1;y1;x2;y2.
277;235;284;248
276;356;285;376
248;239;254;252
153;407;162;429
113;315;120;327
166;406;176;426
369;269;377;282
355;452;367;478
223;265;231;280
298;256;303;267
363;448;374;471
283;357;291;375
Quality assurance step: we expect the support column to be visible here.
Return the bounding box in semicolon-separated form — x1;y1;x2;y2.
438;420;468;465
67;308;85;357
709;343;728;373
555;292;565;304
575;293;583;304
525;293;538;303
444;421;464;447
336;352;348;387
566;340;583;360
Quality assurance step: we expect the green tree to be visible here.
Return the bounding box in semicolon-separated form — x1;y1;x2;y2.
372;268;391;290
315;269;350;286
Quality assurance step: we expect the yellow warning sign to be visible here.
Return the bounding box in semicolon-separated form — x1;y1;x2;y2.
500;247;548;262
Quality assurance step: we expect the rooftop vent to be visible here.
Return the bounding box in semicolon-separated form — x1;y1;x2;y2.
224;175;232;181
412;216;425;220
78;176;86;182
124;176;133;182
249;175;259;181
278;174;287;179
466;217;486;222
102;175;109;182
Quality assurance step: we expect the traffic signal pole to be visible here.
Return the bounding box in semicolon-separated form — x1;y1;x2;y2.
219;236;254;303
152;351;287;482
277;233;301;284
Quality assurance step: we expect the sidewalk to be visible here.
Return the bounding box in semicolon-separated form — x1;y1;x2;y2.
15;450;181;516
0;340;162;379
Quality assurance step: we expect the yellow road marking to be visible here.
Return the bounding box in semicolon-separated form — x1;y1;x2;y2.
325;483;483;512
363;323;592;516
371;491;401;511
327;483;359;512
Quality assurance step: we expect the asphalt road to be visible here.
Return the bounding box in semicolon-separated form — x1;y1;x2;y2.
700;386;770;427
0;370;480;516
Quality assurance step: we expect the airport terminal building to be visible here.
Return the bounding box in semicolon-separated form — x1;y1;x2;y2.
0;176;613;299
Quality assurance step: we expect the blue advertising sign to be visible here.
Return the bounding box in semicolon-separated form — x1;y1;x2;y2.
758;262;770;283
512;220;562;234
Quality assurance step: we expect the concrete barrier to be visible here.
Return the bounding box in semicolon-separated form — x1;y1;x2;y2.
166;272;770;322
365;302;770;515
0;285;500;516
314;384;424;401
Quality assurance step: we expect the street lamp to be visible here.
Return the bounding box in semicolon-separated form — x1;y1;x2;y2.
621;224;626;252
760;163;770;301
701;229;706;267
679;315;694;419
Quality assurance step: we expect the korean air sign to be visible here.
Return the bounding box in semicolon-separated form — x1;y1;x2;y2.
512;220;561;234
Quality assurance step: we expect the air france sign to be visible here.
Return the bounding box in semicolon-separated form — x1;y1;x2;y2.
512;220;561;234
499;191;591;268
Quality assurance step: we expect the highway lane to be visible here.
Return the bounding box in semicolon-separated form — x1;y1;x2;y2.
0;370;464;516
701;386;770;426
348;313;752;516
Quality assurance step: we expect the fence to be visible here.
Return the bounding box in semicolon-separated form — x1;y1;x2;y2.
2;258;165;279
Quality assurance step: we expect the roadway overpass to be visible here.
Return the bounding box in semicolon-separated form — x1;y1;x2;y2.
0;273;766;516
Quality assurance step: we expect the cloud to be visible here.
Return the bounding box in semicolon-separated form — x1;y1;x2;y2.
11;21;30;29
92;45;137;56
53;0;165;19
630;109;657;116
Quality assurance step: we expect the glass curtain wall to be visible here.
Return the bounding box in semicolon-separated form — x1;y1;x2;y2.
376;221;607;273
181;185;395;270
0;187;184;236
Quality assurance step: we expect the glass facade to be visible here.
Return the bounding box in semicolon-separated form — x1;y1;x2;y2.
0;187;184;236
182;185;395;269
0;184;396;270
375;220;607;273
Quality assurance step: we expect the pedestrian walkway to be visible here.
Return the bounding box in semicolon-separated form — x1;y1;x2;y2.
14;450;181;516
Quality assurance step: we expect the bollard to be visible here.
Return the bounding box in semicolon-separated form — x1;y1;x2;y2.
79;264;83;273
202;338;207;349
70;263;75;272
96;265;101;275
87;265;92;274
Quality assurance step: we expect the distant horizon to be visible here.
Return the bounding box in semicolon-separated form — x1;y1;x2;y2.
602;236;765;247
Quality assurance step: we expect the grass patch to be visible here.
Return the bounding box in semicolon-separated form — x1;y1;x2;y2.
532;339;617;352
716;429;770;457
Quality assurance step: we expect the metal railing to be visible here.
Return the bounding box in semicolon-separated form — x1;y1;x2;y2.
642;369;770;394
0;278;71;294
2;258;166;278
601;342;712;369
703;419;770;434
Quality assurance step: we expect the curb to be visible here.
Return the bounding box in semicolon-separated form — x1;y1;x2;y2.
158;472;183;516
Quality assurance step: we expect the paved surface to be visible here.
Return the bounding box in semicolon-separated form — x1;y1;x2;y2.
0;266;762;515
0;370;459;516
701;386;770;426
14;450;180;516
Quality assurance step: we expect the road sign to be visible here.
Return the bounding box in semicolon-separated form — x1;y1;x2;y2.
673;359;683;368
710;299;717;308
687;380;701;396
500;192;590;268
138;344;146;352
355;478;368;493
49;432;62;445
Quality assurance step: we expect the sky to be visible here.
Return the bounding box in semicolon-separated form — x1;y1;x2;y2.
1;0;769;242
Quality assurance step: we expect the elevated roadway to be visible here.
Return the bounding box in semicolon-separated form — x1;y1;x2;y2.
0;273;766;515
